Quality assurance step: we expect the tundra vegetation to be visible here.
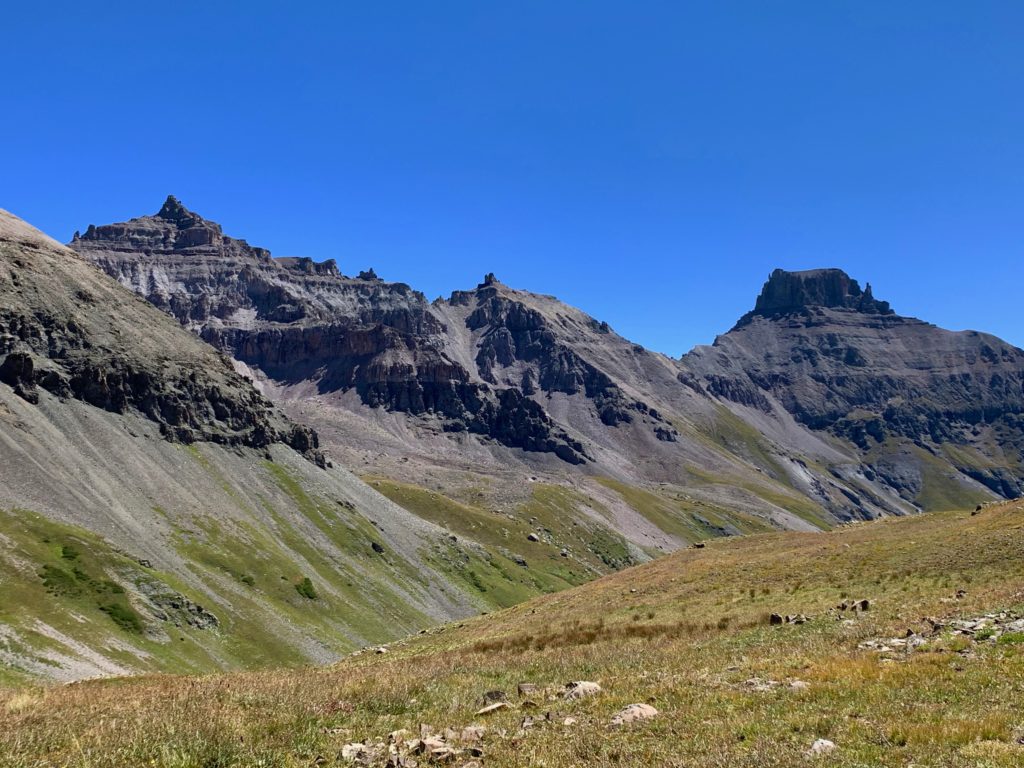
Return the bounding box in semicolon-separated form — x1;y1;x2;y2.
2;500;1022;767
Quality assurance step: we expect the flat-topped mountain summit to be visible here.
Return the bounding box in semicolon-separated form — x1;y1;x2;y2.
745;267;893;320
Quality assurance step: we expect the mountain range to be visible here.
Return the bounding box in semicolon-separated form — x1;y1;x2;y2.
0;196;1021;680
71;197;1024;520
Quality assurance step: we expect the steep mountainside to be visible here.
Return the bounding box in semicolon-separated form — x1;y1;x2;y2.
682;269;1024;508
72;198;1024;536
1;208;609;682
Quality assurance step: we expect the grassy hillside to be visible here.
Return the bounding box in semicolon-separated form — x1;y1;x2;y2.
3;500;1023;766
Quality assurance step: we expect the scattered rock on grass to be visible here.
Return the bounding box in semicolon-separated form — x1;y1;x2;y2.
807;738;836;756
610;703;658;725
564;681;602;699
474;702;510;716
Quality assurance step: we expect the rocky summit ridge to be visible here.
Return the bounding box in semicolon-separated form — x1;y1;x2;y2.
70;197;1024;529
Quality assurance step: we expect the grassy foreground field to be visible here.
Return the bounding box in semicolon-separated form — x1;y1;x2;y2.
2;500;1023;767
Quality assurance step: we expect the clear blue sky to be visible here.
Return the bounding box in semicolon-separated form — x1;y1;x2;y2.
2;2;1022;355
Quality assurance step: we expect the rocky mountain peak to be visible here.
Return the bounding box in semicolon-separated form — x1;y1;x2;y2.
748;268;893;319
156;194;202;226
73;197;273;261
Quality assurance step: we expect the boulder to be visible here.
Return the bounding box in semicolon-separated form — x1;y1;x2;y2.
610;703;659;725
564;681;602;700
807;738;837;756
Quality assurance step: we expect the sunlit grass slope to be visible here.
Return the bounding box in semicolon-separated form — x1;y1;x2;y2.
2;500;1023;767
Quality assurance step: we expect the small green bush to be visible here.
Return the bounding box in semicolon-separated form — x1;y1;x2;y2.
295;577;318;600
60;544;80;561
997;631;1024;645
100;602;143;633
40;564;81;596
240;574;256;586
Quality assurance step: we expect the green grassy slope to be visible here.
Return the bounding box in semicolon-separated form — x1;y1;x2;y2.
3;500;1022;767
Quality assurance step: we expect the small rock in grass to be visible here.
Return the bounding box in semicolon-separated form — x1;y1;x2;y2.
475;702;510;716
480;690;507;705
789;680;810;691
807;738;836;756
769;613;784;625
564;681;602;699
517;682;538;697
610;703;659;725
341;743;365;761
430;745;460;762
563;716;578;726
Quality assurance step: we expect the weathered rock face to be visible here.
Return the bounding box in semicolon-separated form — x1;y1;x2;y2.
683;269;1024;500
746;268;893;319
1;208;322;463
73;198;597;463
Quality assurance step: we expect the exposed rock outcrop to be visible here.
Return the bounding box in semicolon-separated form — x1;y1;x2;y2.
2;207;323;463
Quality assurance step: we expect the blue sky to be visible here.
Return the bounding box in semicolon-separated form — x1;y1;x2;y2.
2;2;1021;355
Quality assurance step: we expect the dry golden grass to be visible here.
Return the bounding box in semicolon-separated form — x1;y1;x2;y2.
2;500;1023;767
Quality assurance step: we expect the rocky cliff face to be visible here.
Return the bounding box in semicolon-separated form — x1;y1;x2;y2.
72;199;1024;527
73;198;673;465
745;268;893;319
2;208;322;462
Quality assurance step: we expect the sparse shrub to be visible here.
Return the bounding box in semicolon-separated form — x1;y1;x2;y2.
240;574;255;586
295;577;318;600
40;564;80;596
60;544;80;561
99;602;143;633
